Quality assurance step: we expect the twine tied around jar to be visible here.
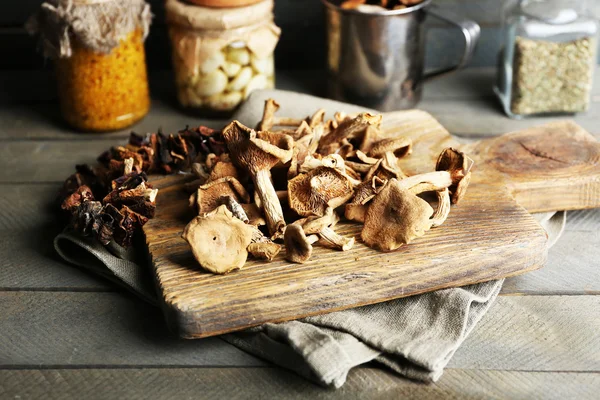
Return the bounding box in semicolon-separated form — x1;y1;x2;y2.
26;0;153;59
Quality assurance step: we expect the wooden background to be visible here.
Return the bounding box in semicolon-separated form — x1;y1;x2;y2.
2;0;600;71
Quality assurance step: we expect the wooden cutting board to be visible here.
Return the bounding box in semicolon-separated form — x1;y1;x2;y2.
144;110;600;339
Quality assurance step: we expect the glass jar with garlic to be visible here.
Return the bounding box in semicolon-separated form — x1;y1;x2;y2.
165;0;280;115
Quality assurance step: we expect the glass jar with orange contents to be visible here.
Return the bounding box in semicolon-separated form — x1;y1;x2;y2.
27;0;152;132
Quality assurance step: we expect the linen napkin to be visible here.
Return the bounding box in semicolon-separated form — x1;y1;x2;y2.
54;90;566;388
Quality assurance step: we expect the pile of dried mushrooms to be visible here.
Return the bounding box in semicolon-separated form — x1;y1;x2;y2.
182;99;474;274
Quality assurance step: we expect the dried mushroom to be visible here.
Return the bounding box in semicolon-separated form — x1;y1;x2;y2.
362;179;434;252
182;205;254;274
222;121;293;237
436;148;474;204
288;166;355;217
284;224;319;264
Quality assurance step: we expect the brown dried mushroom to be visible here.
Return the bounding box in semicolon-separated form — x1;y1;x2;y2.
182;205;254;274
288;166;355;217
284;224;319;264
362;178;434;252
436;148;474;204
222;121;293;237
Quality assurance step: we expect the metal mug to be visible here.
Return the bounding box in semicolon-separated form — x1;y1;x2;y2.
322;0;481;111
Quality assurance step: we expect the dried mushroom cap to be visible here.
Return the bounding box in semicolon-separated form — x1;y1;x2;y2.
284;224;318;264
208;161;239;182
194;176;250;215
246;223;282;260
436;148;474;204
222;121;294;236
369;137;412;158
362;178;434;252
344;176;386;223
247;242;282;261
288;166;355;217
317;113;382;154
182;205;253;274
364;155;406;182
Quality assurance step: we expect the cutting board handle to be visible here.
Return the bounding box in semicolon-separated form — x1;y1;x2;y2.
465;121;600;213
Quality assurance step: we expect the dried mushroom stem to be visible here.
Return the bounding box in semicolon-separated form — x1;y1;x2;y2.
399;171;453;193
258;99;303;131
318;227;355;251
218;195;249;223
430;188;451;228
254;169;286;236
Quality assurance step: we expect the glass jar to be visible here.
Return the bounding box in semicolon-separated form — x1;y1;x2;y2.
27;0;151;132
495;0;598;118
56;29;150;131
165;0;280;116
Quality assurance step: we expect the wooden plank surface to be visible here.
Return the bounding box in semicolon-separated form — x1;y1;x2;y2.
0;291;266;368
1;292;598;372
1;368;599;400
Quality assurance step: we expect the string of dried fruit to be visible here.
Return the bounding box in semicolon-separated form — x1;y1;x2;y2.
58;125;227;247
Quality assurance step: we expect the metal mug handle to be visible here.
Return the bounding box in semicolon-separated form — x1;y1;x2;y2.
422;4;481;81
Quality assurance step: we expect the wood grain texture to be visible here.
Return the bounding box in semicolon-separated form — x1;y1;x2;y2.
0;291;265;367
1;292;598;371
146;110;550;338
464;121;600;212
502;209;600;295
0;184;112;290
450;295;600;371
1;368;599;400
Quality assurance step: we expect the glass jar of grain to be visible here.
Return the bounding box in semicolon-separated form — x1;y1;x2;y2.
27;0;152;132
495;0;598;118
165;0;280;116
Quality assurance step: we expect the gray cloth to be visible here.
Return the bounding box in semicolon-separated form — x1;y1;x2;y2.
53;90;567;388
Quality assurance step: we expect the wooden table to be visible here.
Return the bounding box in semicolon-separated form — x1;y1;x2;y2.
1;68;599;399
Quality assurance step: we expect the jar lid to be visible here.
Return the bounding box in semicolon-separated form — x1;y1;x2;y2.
165;0;274;30
521;0;587;24
26;0;152;59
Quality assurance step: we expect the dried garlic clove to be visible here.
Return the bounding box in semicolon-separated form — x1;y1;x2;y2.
199;52;226;74
226;47;251;65
195;70;228;97
244;74;268;99
221;61;242;78
250;55;274;76
227;67;253;92
206;91;243;111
